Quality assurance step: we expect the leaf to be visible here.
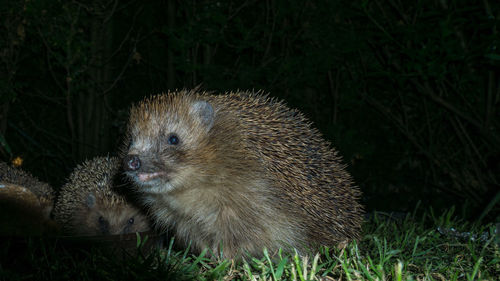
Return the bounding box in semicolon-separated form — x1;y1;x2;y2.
485;53;500;60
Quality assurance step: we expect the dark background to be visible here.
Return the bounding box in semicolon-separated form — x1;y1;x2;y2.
1;0;499;222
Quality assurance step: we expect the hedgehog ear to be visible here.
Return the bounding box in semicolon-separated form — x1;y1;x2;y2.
86;193;96;209
190;100;214;131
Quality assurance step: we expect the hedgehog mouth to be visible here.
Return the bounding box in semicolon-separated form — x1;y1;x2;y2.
137;172;164;182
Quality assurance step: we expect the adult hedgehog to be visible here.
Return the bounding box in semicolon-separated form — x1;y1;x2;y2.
123;90;363;258
53;156;151;236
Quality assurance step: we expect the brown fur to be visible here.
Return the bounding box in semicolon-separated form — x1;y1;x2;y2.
123;90;363;258
53;156;151;236
0;162;55;220
0;182;59;235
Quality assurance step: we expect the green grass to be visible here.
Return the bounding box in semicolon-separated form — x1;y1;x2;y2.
1;207;498;281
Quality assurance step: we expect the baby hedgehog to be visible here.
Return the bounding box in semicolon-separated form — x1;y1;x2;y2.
53;156;151;236
0;161;55;220
123;90;364;259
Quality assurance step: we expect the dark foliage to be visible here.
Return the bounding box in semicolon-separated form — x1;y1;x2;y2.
0;0;498;220
0;236;195;281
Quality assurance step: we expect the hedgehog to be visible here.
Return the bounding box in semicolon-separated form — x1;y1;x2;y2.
0;182;60;235
0;161;55;220
122;90;364;259
53;156;151;236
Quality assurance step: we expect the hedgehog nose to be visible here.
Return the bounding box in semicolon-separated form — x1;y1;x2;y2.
123;154;141;171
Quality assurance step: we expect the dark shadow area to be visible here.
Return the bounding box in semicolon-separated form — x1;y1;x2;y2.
0;0;498;223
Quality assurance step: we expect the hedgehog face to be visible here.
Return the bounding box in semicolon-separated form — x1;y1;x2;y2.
123;94;215;194
79;193;150;235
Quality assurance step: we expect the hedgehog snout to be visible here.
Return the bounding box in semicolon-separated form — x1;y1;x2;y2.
123;154;141;171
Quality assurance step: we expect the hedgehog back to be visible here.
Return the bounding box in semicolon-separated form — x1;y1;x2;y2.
204;92;364;245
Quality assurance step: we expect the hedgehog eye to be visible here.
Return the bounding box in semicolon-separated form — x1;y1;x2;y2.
168;134;179;145
98;216;109;234
128;217;135;225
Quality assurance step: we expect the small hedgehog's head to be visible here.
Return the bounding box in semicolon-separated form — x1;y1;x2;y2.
55;156;152;236
77;192;151;235
123;91;218;194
